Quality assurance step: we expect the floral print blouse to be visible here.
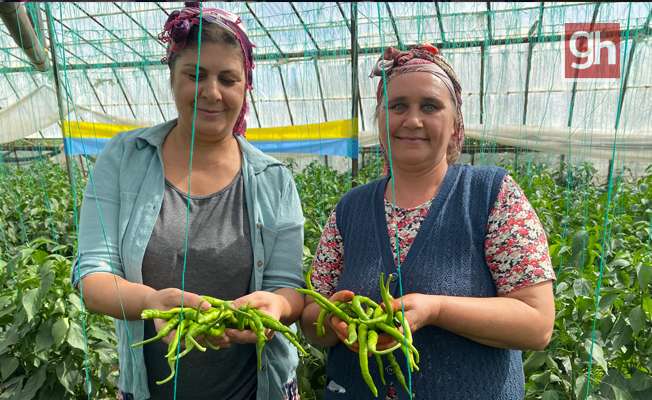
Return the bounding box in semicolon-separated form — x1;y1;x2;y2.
310;175;556;400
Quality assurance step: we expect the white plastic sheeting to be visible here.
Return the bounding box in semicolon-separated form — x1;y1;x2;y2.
0;85;152;144
0;2;651;165
359;124;652;162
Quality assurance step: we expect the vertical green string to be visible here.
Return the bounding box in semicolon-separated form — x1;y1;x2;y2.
50;2;146;396
173;4;203;398
47;4;90;397
376;3;413;396
585;4;632;397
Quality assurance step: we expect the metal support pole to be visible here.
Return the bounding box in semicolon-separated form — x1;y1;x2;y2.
45;4;73;186
351;2;359;186
277;67;294;126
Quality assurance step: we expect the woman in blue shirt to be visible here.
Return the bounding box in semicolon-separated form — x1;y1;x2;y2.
71;4;305;399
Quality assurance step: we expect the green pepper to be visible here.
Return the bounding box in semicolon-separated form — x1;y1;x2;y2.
387;352;411;397
357;323;378;397
131;313;181;348
250;312;267;370
296;288;352;324
344;321;358;345
379;273;394;326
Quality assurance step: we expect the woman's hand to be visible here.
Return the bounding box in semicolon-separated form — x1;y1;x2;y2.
225;291;287;344
384;293;441;334
144;288;212;346
325;290;355;346
325;291;390;354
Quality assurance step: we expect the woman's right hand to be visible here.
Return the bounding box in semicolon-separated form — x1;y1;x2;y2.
327;291;398;354
143;288;230;348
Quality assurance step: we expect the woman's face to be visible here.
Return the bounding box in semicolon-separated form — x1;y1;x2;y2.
170;42;245;142
378;72;456;171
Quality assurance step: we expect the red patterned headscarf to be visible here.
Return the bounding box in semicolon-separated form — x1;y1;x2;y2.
158;2;255;137
370;41;465;165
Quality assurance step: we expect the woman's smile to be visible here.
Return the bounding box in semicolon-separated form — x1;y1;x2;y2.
397;135;428;144
197;107;224;117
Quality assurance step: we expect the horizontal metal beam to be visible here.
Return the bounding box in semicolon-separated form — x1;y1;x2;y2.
0;145;60;151
1;24;648;74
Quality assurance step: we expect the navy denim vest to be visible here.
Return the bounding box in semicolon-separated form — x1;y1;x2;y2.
324;164;524;400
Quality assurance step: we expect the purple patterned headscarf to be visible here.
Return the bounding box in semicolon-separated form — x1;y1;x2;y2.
158;2;255;137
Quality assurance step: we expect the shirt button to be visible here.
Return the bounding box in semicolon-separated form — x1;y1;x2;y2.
386;365;395;375
261;365;267;371
390;273;398;282
257;261;263;267
256;222;261;229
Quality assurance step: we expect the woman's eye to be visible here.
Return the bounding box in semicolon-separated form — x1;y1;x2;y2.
221;79;236;85
392;104;406;110
188;74;203;80
423;104;437;111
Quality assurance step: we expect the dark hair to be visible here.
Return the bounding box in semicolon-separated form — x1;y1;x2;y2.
168;23;243;72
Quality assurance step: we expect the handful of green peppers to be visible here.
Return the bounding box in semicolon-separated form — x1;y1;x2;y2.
297;267;418;398
132;296;307;385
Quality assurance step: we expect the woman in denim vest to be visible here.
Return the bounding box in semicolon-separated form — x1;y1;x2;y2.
72;3;304;399
300;42;556;400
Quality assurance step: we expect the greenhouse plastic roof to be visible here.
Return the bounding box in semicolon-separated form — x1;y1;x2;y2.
1;2;651;144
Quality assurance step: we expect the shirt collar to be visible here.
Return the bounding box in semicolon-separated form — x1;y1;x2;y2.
134;118;283;174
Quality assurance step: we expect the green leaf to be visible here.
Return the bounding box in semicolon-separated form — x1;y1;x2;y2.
56;356;80;395
52;318;69;349
22;288;41;323
35;318;55;352
0;295;12;311
21;366;47;400
628;306;646;335
598;293;620;311
38;272;55;297
611;325;633;355
542;390;560;400
0;375;24;397
637;263;652;291
68;293;82;312
585;339;608;371
31;250;49;266
605;383;635;400
0;304;16;320
609;258;631;268
630;370;652;392
0;328;19;354
574;279;592;297
523;350;548;375
572;230;588;255
38;260;54;278
575;375;588;400
642;297;652;315
639;183;649;194
66;320;86;351
1;357;19;381
531;370;552;384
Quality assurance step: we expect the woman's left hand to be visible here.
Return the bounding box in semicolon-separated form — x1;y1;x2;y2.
383;293;441;334
225;291;286;344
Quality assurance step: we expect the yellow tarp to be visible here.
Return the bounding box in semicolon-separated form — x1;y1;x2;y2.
62;121;141;139
61;118;358;141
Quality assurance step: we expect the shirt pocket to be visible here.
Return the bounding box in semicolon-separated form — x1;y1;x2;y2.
259;224;277;266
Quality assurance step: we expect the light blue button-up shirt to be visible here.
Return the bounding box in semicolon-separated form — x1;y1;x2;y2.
71;119;305;400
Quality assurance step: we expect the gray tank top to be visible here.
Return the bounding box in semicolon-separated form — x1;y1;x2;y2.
141;169;257;399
